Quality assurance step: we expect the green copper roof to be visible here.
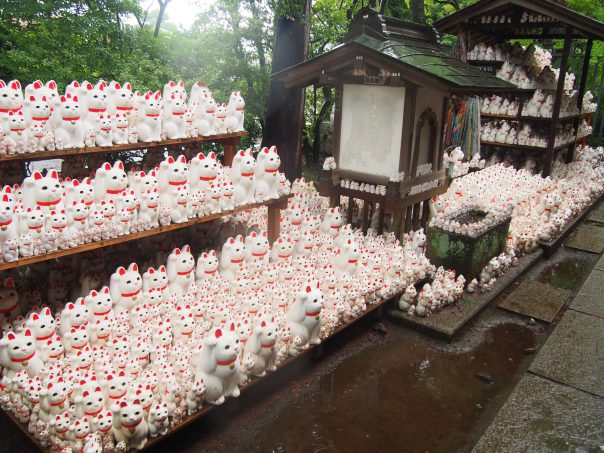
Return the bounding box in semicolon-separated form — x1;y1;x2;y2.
349;34;515;89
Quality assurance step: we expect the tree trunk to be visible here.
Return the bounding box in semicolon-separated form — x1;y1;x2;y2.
312;87;332;163
262;0;312;181
410;0;426;24
154;0;170;38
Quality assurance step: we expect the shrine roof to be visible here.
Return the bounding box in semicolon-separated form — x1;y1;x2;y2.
273;9;518;94
434;0;604;41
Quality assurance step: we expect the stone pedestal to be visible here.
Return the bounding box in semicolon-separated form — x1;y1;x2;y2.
426;218;510;281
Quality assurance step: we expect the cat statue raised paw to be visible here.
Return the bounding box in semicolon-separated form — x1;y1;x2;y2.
286;281;323;356
111;400;149;450
191;324;240;405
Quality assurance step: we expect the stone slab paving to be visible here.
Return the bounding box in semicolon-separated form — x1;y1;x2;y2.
388;251;542;340
565;222;604;253
596;253;604;271
570;268;604;318
529;310;604;397
498;280;571;322
473;374;604;453
588;207;604;224
572;266;604;298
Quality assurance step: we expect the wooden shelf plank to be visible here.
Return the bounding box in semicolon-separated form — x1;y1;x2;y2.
480;113;581;122
480;113;517;120
0;195;291;271
0;132;247;163
481;140;574;152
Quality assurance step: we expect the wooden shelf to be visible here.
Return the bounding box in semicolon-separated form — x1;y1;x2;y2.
481;140;574;152
481;113;581;122
0;195;291;271
1;288;402;453
0;132;247;162
480;113;517;120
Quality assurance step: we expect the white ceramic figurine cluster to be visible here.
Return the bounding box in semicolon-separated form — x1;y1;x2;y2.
0;78;245;154
398;267;465;317
577;119;592;138
480;120;575;148
339;179;387;195
481;94;521;116
429;203;512;238
582;91;598;113
469;43;552;72
0;146;287;262
0;180;435;451
431;153;604;257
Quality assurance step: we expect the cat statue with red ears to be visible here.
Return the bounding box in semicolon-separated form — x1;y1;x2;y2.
225;91;245;132
230;148;256;206
286;281;324;356
0;80;23;133
218;235;246;281
136;91;162;142
109;263;142;316
162;93;187;140
22;170;64;213
0;329;44;378
94;160;128;206
106;81;135;125
255;146;281;201
5;110;27;154
158;154;188;211
111;399;149;450
191;324;241;405
54;94;86;149
244;318;279;376
167;245;195;294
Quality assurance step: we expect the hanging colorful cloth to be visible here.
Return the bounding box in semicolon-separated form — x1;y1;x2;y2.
443;96;480;159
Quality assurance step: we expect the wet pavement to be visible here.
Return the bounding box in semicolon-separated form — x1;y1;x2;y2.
157;304;548;453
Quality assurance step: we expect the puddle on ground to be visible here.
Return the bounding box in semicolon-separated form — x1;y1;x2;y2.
537;255;594;290
247;323;536;453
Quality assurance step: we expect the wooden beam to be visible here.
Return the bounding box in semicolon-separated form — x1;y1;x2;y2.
568;38;593;162
543;26;573;177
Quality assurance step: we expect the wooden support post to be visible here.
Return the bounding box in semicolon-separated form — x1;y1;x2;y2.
412;202;421;230
421;200;430;230
377;203;385;235
391;210;402;237
543;27;573;176
330;194;339;208
568;38;593;162
267;197;288;245
361;201;370;234
347;197;354;225
223;144;236;167
405;206;413;233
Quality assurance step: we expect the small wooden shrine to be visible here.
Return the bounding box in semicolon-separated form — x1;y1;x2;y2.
274;8;516;235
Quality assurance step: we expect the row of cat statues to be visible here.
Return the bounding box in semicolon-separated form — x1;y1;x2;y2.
0;147;285;262
480;120;576;148
0;79;244;154
0;186;437;452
